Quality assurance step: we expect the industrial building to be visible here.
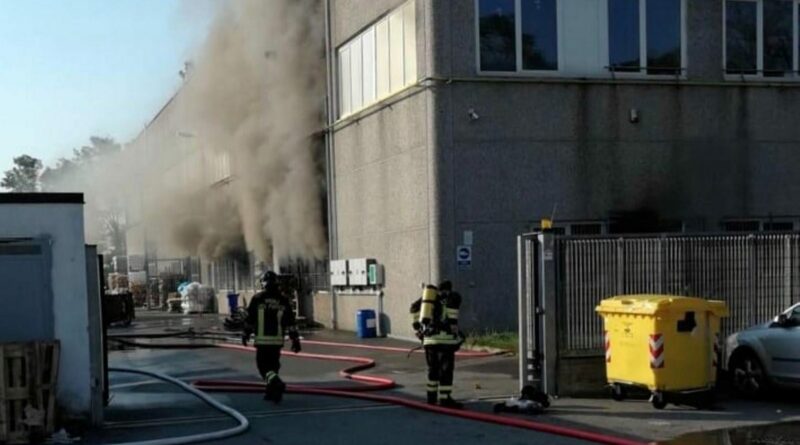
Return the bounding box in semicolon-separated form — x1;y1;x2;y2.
324;0;800;337
121;0;800;339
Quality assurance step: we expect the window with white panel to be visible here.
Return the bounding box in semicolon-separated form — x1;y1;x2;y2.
338;1;417;117
476;0;685;77
725;0;800;78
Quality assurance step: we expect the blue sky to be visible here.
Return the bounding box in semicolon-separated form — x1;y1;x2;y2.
0;0;216;174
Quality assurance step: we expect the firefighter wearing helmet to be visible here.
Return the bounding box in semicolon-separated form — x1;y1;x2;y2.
409;280;464;408
243;271;301;403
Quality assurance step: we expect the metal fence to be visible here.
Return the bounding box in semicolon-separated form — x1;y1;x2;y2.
557;234;800;355
518;232;800;393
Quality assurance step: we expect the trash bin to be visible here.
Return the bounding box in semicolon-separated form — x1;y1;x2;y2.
356;309;377;338
596;294;728;409
227;293;240;314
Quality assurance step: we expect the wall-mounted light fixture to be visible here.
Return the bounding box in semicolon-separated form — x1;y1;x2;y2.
629;108;640;124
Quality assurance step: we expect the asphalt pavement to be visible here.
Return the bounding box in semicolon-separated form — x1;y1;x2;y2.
77;312;800;444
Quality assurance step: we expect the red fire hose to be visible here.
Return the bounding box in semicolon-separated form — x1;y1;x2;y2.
190;342;647;445
110;333;646;445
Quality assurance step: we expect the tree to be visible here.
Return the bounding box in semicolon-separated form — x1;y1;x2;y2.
1;155;42;192
40;136;121;191
102;207;127;256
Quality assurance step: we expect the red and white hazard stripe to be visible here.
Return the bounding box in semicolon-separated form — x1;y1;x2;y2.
649;334;665;369
604;331;611;363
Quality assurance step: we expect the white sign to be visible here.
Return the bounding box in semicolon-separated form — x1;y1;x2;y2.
457;245;472;269
463;230;473;246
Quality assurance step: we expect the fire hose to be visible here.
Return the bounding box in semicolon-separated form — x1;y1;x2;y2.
106;367;249;445
108;334;647;445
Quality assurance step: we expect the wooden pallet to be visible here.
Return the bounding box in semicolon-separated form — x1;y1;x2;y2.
0;342;60;444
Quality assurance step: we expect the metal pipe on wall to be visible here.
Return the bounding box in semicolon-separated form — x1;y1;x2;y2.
324;0;339;329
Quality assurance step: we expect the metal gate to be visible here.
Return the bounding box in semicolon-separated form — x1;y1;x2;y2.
518;232;800;393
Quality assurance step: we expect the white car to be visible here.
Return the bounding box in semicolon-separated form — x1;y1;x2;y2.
725;303;800;397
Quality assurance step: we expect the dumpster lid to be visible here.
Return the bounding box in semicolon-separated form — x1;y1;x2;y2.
595;294;729;316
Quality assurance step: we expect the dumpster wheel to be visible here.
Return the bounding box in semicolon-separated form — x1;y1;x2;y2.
610;384;626;401
650;392;667;410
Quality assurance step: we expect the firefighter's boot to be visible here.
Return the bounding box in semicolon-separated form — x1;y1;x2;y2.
438;396;463;409
272;378;287;404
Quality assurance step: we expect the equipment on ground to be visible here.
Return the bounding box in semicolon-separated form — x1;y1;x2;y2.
103;292;135;327
493;385;550;415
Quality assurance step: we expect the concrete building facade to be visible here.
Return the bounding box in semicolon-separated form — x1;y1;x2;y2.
327;0;800;337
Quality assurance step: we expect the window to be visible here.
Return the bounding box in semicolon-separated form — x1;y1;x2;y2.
476;0;683;76
722;220;761;232
521;0;559;70
570;223;603;236
725;0;800;77
764;0;793;75
763;221;795;231
609;0;640;72
478;0;517;71
726;0;758;74
608;0;684;75
478;0;558;73
338;1;417;117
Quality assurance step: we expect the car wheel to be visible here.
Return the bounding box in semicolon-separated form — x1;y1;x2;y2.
731;350;767;398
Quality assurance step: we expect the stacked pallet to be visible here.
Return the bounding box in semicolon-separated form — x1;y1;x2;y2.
0;342;60;444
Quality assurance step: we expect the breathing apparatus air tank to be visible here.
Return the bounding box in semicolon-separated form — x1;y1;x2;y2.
419;284;438;326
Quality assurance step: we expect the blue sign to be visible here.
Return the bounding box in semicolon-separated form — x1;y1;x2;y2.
457;245;472;269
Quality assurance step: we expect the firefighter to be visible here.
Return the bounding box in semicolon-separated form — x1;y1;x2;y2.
410;280;463;408
243;271;301;403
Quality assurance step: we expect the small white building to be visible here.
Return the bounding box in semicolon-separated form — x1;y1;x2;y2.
0;193;103;423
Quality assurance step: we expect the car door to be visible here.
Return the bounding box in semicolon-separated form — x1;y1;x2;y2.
760;304;800;384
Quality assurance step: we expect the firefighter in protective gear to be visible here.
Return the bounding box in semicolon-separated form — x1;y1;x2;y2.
243;271;301;403
410;280;463;408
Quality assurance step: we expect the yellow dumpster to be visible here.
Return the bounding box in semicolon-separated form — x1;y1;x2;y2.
596;295;728;409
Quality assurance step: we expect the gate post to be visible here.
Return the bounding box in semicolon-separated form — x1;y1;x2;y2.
517;235;530;387
784;236;792;310
616;238;625;294
539;232;558;395
748;235;757;326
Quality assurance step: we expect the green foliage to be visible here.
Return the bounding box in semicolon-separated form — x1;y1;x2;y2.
1;154;43;192
40;136;121;191
464;330;518;353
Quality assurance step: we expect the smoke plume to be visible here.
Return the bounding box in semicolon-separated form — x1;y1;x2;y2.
46;0;328;264
176;0;327;262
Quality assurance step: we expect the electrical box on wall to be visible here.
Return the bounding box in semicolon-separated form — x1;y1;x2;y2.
347;258;375;287
368;263;384;286
330;259;349;287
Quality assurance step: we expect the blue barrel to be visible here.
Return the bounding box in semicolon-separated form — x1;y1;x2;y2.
227;293;240;313
356;309;377;338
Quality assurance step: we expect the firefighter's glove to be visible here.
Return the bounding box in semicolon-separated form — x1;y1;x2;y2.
412;321;421;332
415;330;424;341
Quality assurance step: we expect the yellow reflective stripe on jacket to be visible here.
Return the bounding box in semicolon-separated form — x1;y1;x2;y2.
423;333;461;346
257;304;265;338
254;304;284;345
444;308;459;320
411;311;420;323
